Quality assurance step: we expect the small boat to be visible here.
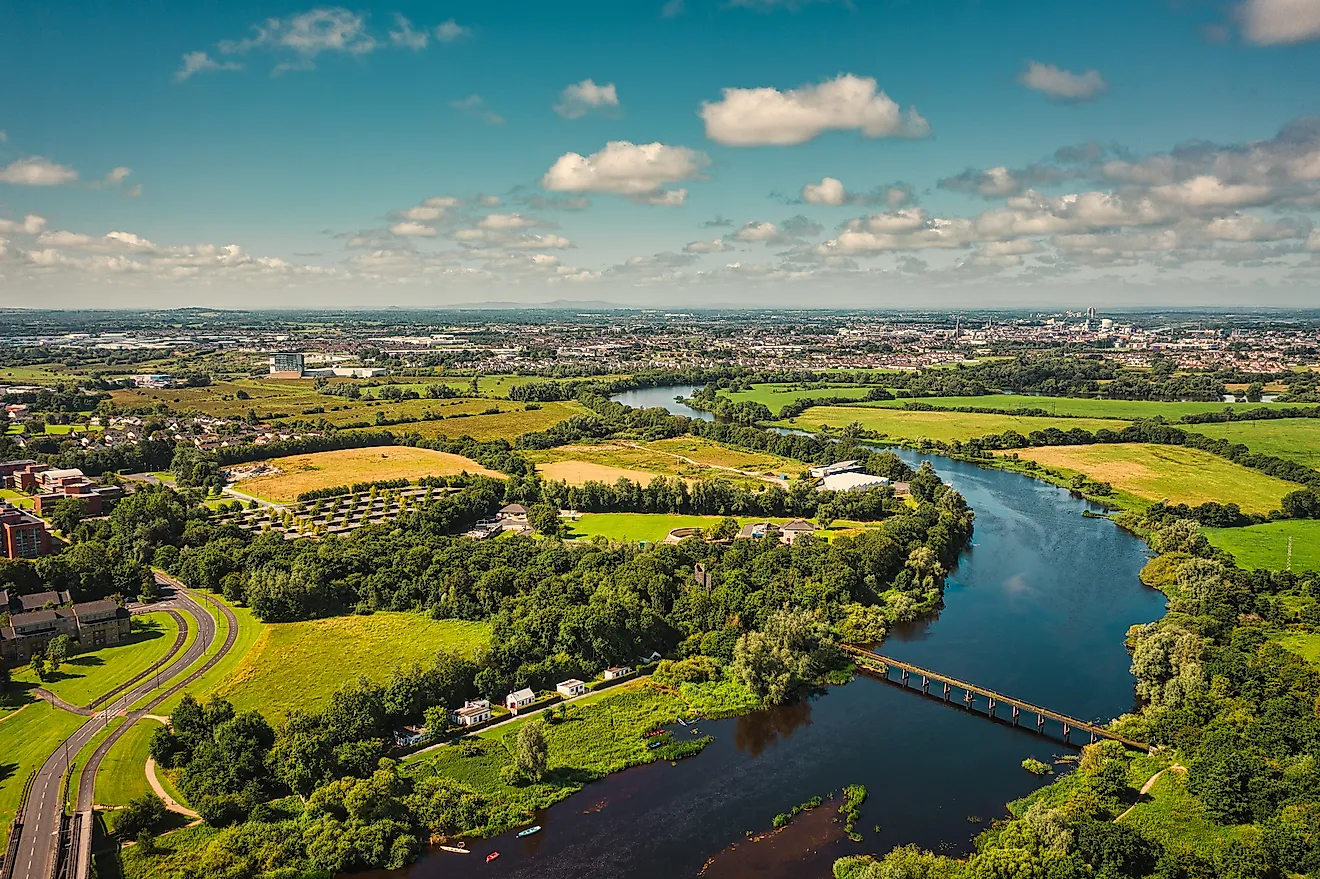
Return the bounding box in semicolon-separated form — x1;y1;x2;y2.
486;852;500;863
689;728;701;735
517;826;542;838
439;845;470;854
647;740;664;749
677;717;687;726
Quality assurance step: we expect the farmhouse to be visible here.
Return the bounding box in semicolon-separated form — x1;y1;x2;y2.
505;688;536;712
452;704;492;726
779;519;817;544
556;679;587;698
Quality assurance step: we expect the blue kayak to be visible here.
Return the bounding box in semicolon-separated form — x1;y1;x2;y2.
517;826;542;838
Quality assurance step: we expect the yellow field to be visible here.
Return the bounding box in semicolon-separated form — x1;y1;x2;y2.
537;460;667;486
775;405;1129;443
1006;443;1297;512
645;436;805;477
366;401;587;442
229;446;503;501
528;440;784;487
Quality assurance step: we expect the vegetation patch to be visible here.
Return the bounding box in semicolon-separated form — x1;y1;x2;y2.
1205;519;1320;572
775;405;1128;444
859;393;1306;421
357;400;587;441
1006;443;1297;512
1186;418;1320;469
217;614;490;719
94;720;160;807
0;703;88;847
229;446;503;502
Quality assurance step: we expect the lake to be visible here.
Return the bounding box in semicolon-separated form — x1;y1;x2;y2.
393;398;1166;879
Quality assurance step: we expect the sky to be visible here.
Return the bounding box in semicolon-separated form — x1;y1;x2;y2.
2;0;1320;309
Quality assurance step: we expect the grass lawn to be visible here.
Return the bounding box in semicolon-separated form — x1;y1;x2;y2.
0;489;34;509
149;597;263;715
1007;444;1298;513
94;719;161;807
1185;418;1320;469
1269;629;1320;669
567;512;876;544
774;405;1129;444
858;394;1307;421
1205;520;1320;572
0;703;88;848
229;446;504;502
216;613;490;720
11;613;180;709
1120;769;1255;862
719;383;873;411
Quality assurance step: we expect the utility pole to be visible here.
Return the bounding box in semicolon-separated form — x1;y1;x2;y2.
1287;536;1293;572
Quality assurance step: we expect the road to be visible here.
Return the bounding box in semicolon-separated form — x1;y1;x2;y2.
5;572;235;879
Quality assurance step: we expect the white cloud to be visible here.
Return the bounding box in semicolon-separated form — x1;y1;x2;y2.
478;213;540;230
434;19;472;43
1018;61;1108;102
389;13;428;50
801;177;847;205
0;157;78;186
800;176;913;206
1149;175;1274;209
506;234;573;249
390;221;438;237
175;51;242;82
123;184;144;198
397;204;446;222
1203;214;1297;241
641;188;688;206
733;221;781;242
104;167;132;185
451;95;504;125
700;74;930;146
555;79;621;119
0;214;47;235
684;238;733;253
846;209;931;235
541;141;708;204
1239;0;1320;44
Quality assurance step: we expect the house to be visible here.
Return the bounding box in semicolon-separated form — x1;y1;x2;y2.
779;519;817;544
819;472;891;493
0;597;130;662
393;725;428;747
0;503;52;559
808;460;860;479
603;666;632;681
452;704;492;726
499;503;528;522
637;650;661;665
556;679;587;698
72;599;132;648
505;688;536;712
736;521;778;540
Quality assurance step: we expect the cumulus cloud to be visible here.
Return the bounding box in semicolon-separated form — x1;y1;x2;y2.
477;213;540;230
175;51;242;82
450;95;504;125
555;79;621;119
733;221;782;242
1018;61;1108;102
797;176;913;207
1308;228;1320;250
683;238;734;253
1239;0;1320;44
434;19;472;43
0;214;48;235
1148;175;1274;209
0;157;78;186
389;221;438;237
541;141;708;204
700;74;930;146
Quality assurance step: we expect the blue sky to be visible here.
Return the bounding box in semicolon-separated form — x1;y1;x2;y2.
2;0;1320;308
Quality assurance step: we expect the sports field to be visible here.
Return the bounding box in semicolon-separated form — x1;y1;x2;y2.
1009;444;1297;513
1185;418;1320;468
858;394;1307;421
775;405;1128;443
216;613;489;719
228;446;502;502
1205;520;1320;572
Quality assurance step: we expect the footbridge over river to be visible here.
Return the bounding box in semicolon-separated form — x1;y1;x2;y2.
843;646;1151;752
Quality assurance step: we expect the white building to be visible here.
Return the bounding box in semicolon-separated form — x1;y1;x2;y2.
452;704;492;726
808;460;860;479
819;472;890;493
603;666;632;681
556;679;587;698
505;688;536;712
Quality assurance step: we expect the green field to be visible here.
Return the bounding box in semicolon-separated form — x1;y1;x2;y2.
11;613;180;709
0;489;34;509
0;703;88;847
1205;520;1320;572
719;383;873;411
567;512;876;544
1185;418;1320;468
349;400;587;442
775;405;1129;443
1010;444;1297;513
94;720;160;807
149;597;265;715
1119;770;1253;862
859;394;1306;421
1270;629;1320;669
216;613;490;719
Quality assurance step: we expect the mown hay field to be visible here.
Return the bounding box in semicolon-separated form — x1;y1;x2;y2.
229;446;502;502
858;394;1307;421
363;400;588;442
527;439;787;487
216;614;490;720
1008;443;1297;513
776;405;1128;443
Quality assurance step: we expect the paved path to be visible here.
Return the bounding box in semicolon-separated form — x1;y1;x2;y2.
5;573;233;879
31;689;93;717
144;755;198;819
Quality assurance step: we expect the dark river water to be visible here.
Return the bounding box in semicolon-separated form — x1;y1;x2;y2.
391;392;1166;879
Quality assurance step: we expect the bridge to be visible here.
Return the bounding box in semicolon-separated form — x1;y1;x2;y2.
842;646;1150;752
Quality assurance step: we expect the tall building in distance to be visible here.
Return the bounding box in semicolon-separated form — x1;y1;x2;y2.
269;352;305;376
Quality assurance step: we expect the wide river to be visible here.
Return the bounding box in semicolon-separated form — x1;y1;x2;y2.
393;387;1166;879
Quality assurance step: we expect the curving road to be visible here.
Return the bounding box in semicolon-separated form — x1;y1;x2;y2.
5;572;237;879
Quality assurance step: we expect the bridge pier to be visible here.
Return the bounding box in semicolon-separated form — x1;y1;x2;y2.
901;669;910;687
963;690;974;710
987;697;996;717
1062;723;1071;741
1011;706;1020;726
943;682;950;701
1036;714;1045;734
1090;732;1098;745
921;676;929;694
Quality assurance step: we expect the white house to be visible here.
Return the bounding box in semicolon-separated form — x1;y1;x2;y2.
603;666;632;681
779;519;817;544
505;688;536;712
452;704;492;726
809;460;860;479
819;472;890;493
556;679;587;698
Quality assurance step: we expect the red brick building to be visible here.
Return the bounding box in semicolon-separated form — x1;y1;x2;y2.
0;502;50;559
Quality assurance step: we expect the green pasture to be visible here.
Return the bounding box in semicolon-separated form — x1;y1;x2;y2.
1205;520;1320;572
1185;418;1320;468
775;405;1128;444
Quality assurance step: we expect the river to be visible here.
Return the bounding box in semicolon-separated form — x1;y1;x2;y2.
391;390;1166;879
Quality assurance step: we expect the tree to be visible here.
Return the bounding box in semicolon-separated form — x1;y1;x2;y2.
0;661;10;698
29;650;48;682
730;608;835;706
514;719;549;782
528;503;562;538
46;634;72;671
115;793;167;838
49;497;85;535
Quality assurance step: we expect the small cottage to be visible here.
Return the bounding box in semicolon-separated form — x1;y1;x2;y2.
505;687;536;712
603;666;632;681
556;679;587;698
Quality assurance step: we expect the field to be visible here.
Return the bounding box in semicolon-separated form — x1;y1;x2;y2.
1185;418;1320;468
0;703;88;847
645;436;806;477
567;512;879;544
228;446;503;502
858;394;1306;421
151;597;265;715
93;720;159;807
378;401;587;442
1007;444;1297;513
216;614;490;719
0;489;34;509
775;405;1129;444
527;439;787;488
1119;769;1252;862
1205;520;1320;572
719;383;873;411
1269;630;1320;669
10;613;180;708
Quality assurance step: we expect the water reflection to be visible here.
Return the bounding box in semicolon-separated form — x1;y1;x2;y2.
733;701;813;757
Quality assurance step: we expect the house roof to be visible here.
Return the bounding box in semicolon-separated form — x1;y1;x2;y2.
737;521;776;538
17;591;66;612
11;609;59;625
500;503;528;514
820;472;891;492
507;687;535;701
72;599;121;617
455;704;489;717
781;518;815;532
557;679;585;688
